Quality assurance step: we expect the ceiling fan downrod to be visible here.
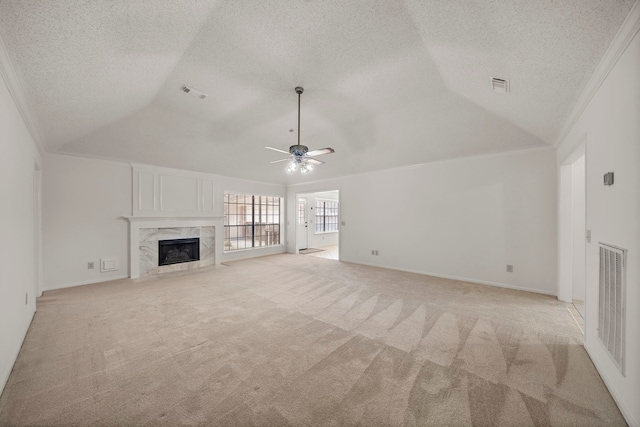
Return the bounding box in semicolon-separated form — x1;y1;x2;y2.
295;86;304;151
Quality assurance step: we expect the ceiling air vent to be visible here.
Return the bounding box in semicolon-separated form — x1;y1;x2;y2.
490;77;510;93
180;85;208;100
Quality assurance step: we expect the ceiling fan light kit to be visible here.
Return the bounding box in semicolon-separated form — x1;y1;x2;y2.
285;158;314;175
265;87;334;175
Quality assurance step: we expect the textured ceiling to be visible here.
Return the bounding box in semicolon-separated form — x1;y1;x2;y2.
0;0;634;185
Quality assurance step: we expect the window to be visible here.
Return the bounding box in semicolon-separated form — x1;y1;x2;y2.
315;199;339;233
224;193;281;251
298;200;306;224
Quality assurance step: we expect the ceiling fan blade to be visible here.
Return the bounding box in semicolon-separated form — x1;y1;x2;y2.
306;158;325;165
305;147;335;157
265;146;290;154
270;158;291;164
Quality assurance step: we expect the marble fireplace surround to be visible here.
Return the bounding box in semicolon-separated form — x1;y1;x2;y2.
126;217;223;279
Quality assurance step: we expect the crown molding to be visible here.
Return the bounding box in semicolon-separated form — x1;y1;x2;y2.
554;0;640;147
0;33;45;154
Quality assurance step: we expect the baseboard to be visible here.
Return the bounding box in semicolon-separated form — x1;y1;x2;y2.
0;309;35;397
584;342;637;427
339;258;556;297
43;275;129;292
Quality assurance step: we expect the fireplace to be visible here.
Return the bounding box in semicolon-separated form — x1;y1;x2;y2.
158;238;200;266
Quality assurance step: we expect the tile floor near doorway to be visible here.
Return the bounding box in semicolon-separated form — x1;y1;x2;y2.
303;244;339;260
568;301;585;335
573;299;585;319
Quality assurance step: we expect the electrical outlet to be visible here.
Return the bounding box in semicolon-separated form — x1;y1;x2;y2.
25;293;28;305
506;264;513;273
88;262;95;269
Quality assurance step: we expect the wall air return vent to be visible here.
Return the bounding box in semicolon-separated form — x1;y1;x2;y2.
181;85;208;100
490;77;510;93
598;242;626;375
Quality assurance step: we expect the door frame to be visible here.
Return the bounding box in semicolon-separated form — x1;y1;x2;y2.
294;189;341;258
297;197;309;251
33;162;43;301
558;136;587;322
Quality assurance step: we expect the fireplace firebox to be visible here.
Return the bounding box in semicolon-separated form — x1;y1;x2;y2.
158;238;200;266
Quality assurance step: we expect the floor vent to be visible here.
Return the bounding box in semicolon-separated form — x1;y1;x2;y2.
598;243;626;375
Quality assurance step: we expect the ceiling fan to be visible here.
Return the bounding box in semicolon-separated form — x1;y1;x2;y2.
265;87;335;174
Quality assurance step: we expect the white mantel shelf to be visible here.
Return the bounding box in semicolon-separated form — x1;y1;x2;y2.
123;216;224;222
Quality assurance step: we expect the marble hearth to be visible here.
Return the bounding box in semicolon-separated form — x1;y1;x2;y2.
126;217;223;279
140;227;214;276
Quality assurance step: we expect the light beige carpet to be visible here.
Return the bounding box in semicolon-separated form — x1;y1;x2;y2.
0;254;626;426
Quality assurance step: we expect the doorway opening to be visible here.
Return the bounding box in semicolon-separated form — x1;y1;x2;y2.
33;163;43;305
296;190;340;260
559;139;586;331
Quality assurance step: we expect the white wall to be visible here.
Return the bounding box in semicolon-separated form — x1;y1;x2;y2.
298;190;339;249
556;19;640;427
42;155;287;287
288;147;557;294
0;67;42;394
43;155;131;289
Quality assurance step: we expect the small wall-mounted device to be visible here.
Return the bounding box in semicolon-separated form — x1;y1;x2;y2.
180;85;208;100
101;258;119;272
604;172;614;186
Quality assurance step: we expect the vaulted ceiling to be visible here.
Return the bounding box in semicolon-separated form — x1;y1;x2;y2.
0;0;634;184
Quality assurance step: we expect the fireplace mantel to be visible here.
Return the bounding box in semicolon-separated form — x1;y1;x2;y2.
124;216;224;278
124;216;224;223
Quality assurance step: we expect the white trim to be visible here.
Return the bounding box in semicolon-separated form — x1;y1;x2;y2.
0;33;45;154
44;275;130;292
554;0;640;147
124;215;223;222
340;258;557;296
222;244;286;255
288;146;555;188
584;342;637;427
221;246;286;263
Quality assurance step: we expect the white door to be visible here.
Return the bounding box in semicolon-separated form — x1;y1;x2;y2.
297;198;308;250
